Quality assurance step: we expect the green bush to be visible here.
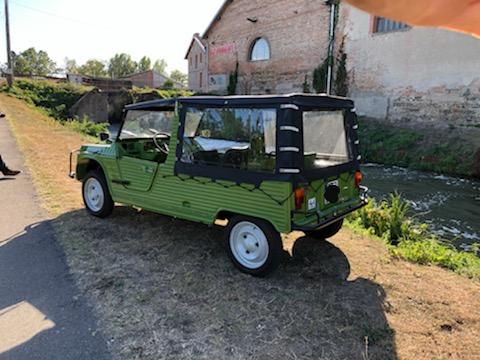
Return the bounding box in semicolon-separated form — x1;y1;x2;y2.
312;59;328;93
227;62;239;95
351;193;424;244
61;116;109;138
348;193;480;280
1;78;90;120
334;38;348;97
131;87;192;102
162;79;174;90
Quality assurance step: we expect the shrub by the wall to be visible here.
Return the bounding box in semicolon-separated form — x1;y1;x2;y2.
61;116;109;138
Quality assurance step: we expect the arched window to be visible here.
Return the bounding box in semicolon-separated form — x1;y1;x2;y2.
250;37;270;61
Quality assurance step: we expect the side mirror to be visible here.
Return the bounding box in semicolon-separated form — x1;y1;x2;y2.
99;132;110;142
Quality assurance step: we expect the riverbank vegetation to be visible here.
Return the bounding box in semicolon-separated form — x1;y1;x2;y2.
358;118;480;178
348;193;480;280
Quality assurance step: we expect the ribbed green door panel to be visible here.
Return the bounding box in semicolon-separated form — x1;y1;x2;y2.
116;157;158;192
113;170;293;233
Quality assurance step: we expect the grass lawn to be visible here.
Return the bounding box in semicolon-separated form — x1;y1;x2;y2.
2;93;479;360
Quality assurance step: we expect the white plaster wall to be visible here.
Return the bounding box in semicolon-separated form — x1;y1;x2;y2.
343;5;480;123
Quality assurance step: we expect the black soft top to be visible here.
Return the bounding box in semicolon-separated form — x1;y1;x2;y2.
125;93;354;111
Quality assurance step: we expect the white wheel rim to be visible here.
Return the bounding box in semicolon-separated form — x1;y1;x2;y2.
84;178;105;212
229;221;269;270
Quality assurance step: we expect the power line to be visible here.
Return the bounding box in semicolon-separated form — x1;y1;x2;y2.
10;0;97;26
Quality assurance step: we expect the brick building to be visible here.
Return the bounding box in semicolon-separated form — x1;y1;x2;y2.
187;1;480;127
121;70;183;89
186;0;334;94
185;33;208;92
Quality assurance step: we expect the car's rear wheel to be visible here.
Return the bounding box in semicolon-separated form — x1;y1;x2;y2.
224;216;282;277
82;170;114;218
305;219;344;240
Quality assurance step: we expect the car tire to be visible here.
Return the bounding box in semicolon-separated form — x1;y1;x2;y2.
82;169;114;218
305;219;344;240
224;216;282;277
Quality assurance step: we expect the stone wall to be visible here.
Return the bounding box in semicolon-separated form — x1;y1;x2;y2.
343;5;480;127
204;0;332;94
69;89;133;124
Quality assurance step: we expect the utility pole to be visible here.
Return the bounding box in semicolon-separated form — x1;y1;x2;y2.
4;0;13;87
326;0;337;95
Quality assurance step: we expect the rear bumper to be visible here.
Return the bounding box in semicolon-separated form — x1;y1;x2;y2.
291;186;369;232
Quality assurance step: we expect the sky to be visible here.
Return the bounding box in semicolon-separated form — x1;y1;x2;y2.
0;0;225;74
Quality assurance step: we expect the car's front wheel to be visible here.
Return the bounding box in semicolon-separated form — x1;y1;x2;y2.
224;216;282;277
82;170;114;218
305;219;344;240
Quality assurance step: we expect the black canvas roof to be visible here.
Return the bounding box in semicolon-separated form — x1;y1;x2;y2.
125;94;354;111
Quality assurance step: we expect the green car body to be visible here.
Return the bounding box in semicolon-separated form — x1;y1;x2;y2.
72;94;368;276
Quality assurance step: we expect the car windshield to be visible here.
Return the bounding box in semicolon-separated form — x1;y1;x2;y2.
120;110;174;139
303;110;351;169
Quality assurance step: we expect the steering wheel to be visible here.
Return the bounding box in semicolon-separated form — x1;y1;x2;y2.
149;129;171;155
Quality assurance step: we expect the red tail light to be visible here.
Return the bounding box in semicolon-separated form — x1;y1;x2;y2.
295;188;305;210
355;171;363;188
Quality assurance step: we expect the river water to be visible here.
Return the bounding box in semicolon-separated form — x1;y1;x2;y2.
362;164;480;252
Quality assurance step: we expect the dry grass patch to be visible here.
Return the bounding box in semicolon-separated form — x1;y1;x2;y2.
3;93;480;360
0;94;87;214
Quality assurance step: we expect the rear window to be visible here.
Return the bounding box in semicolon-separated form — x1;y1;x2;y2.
303;110;351;169
181;107;277;173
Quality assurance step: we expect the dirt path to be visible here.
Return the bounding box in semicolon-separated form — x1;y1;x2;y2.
0;115;112;359
1;93;479;360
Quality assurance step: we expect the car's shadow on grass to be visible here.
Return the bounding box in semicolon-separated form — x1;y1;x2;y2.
12;206;398;360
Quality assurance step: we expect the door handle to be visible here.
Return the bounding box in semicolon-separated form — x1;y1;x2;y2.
143;166;155;174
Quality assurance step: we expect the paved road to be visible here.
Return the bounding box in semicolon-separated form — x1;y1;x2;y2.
0;118;111;359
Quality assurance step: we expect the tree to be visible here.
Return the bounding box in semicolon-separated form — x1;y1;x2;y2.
64;58;78;74
138;56;151;72
312;58;328;93
152;59;167;75
13;48;56;76
227;61;239;95
78;59;107;78
334;38;349;97
108;53;137;78
163;79;174;89
170;69;187;86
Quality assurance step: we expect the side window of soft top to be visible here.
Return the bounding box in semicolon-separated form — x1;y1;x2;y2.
181;107;277;173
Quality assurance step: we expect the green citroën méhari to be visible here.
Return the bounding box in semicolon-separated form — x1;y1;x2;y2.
71;94;368;276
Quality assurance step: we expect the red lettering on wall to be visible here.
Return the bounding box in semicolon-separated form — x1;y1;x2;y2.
209;43;236;58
